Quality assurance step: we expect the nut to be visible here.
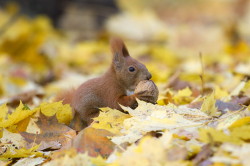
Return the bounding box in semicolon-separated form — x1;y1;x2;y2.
134;80;159;103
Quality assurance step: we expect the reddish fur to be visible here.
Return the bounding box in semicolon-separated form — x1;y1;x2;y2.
55;89;75;105
55;37;152;130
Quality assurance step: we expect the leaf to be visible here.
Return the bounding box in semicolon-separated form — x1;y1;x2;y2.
216;112;242;130
173;87;193;105
72;127;115;158
192;144;213;165
40;101;73;125
211;143;250;166
201;92;220;116
0;104;8;121
199;128;240;144
0;144;43;160
112;100;209;145
21;113;76;150
229;116;250;129
91;108;131;135
0;129;27;149
0;101;37;132
109;134;191;166
214;85;229;99
199;125;250;145
43;152;96;166
13;157;45;166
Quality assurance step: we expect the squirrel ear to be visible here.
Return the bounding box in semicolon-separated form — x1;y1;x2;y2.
110;37;130;57
113;52;124;70
110;37;130;70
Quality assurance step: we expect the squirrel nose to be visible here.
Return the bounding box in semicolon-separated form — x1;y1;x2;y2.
146;73;152;80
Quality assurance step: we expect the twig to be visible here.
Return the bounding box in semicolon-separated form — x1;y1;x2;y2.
199;52;205;96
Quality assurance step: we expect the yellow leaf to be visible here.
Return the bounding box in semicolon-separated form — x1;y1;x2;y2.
201;92;220;116
173;87;193;105
56;104;73;125
0;104;8;121
199;128;242;144
229;117;250;129
0;102;37;131
214;86;229;99
90;155;107;166
199;126;250;145
0;144;43;160
40;102;62;116
43;152;93;166
40;101;73;125
92;108;131;135
243;80;250;91
15;116;31;132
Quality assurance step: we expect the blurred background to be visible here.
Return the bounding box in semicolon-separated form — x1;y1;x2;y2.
0;0;250;105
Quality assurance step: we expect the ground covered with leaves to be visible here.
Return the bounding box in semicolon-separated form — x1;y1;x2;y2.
1;1;250;166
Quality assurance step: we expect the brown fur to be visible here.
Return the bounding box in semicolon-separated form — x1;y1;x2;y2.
55;88;75;105
55;37;152;130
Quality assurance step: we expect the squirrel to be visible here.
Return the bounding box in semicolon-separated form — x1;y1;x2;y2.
55;37;154;130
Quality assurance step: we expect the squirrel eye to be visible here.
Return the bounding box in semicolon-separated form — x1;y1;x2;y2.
129;67;135;72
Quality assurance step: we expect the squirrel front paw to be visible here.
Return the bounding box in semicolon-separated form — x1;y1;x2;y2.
135;80;159;104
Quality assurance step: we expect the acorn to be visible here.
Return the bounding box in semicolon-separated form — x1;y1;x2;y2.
135;80;159;103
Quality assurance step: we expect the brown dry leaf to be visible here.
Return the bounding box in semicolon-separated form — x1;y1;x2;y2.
192;144;213;165
21;113;76;150
7;90;43;108
0;129;27;149
12;157;45;166
72;127;115;158
167;146;188;161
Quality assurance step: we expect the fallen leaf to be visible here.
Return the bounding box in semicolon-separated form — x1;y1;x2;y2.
39;101;73;125
43;152;94;166
72;127;115;158
193;144;213;165
21;113;76;150
0;101;37;132
0;144;43;160
91;108;131;135
199;125;250;145
13;157;45;166
201;92;220;116
167;146;188;161
173;87;193;105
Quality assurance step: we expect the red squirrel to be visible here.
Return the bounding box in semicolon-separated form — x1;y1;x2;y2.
56;38;153;130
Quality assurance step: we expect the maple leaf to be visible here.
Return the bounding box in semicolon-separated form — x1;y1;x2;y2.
0;101;37;133
199;125;250;145
173;87;193;105
21;113;76;150
0;144;43;160
39;101;73;125
111;100;209;145
0;129;27;149
201;92;220;116
72;127;115;158
91;107;131;135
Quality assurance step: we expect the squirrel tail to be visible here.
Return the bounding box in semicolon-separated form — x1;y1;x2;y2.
54;89;75;105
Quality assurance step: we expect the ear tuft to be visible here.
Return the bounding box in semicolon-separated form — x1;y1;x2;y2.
110;37;129;57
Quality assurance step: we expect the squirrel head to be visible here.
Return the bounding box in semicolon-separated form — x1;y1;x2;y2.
110;37;152;91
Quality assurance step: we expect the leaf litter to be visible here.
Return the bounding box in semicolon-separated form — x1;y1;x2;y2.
1;1;250;166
